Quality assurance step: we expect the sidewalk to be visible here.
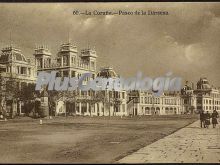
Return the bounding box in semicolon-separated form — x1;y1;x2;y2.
118;120;220;163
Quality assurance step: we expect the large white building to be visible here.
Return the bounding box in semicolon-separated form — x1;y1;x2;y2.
0;45;37;117
0;43;219;118
34;43;127;117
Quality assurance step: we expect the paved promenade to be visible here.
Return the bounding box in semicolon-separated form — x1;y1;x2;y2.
118;120;220;163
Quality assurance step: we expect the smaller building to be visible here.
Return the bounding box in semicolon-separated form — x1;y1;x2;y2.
127;90;184;116
53;67;128;117
181;78;220;113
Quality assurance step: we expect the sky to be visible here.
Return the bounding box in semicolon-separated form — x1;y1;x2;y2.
0;3;219;87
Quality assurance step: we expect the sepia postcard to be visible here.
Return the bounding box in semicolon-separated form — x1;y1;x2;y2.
0;1;219;164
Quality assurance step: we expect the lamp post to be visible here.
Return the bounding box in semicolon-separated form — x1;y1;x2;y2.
104;81;110;117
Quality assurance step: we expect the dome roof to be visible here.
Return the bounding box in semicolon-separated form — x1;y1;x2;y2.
0;46;27;63
181;85;192;95
182;84;192;90
197;78;211;89
97;67;118;78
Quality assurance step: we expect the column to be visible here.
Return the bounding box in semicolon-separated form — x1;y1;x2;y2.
136;103;140;115
79;102;82;115
99;103;102;116
94;103;97;116
87;102;89;115
110;105;114;116
64;102;66;116
19;101;22;115
120;104;122;116
69;55;71;66
61;57;63;67
42;58;44;69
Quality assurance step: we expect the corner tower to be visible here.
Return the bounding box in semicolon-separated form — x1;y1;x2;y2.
57;42;78;67
80;47;97;71
33;45;52;70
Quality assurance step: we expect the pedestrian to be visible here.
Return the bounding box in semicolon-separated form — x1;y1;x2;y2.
199;110;205;128
204;111;211;128
211;110;219;128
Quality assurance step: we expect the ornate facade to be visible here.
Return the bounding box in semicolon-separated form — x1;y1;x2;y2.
181;78;220;113
1;43;219;118
127;90;185;116
34;43;127;116
0;45;37;117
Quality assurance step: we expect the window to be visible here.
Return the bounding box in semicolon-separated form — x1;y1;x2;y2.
77;73;82;79
37;59;43;68
56;71;61;77
122;92;125;99
71;57;75;64
115;107;120;112
63;71;69;77
91;61;95;69
20;67;27;75
17;66;20;74
28;68;31;75
109;91;112;98
63;56;68;66
145;107;150;114
71;71;75;77
57;58;61;66
122;104;125;112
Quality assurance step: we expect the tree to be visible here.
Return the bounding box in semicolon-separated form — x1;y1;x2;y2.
19;83;38;115
47;90;78;116
0;73;6;116
0;74;21;118
92;90;116;117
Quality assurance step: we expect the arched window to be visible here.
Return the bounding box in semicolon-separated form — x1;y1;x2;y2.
145;107;150;115
63;56;68;66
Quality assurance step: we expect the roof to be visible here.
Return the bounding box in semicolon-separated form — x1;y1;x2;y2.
0;46;27;63
197;78;211;89
97;67;118;78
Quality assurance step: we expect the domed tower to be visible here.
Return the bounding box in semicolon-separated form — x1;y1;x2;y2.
96;67;126;117
96;67;118;79
196;78;211;90
181;81;192;95
33;45;52;70
1;46;27;62
0;45;36;78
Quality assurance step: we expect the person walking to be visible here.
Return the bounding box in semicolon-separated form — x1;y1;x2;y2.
211;110;219;128
199;110;205;128
204;111;211;128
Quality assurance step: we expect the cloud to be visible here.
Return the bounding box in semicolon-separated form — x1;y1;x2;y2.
184;43;204;63
0;3;219;86
82;17;96;30
105;15;114;25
